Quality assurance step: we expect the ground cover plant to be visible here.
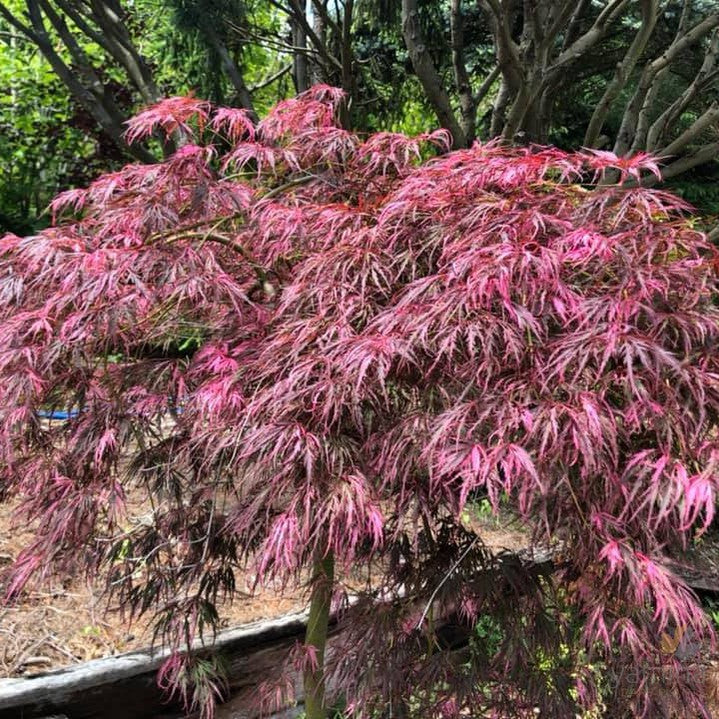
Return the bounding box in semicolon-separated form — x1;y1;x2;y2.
2;87;719;718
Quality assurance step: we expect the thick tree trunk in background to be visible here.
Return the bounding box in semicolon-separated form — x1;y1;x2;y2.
290;0;310;93
401;0;467;148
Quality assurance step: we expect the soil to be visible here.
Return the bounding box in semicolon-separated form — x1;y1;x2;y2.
0;497;306;678
0;497;531;679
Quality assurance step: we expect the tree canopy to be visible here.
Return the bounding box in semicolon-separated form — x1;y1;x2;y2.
2;87;719;718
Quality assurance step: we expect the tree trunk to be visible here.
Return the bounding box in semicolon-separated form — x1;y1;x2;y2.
291;0;310;93
303;554;334;719
401;0;467;148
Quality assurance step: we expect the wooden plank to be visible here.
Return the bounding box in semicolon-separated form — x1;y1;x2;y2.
2;559;718;719
0;611;311;719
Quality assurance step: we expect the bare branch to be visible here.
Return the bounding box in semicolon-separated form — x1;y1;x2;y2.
474;65;500;108
309;0;341;39
478;0;523;94
402;0;466;148
490;77;510;137
550;0;631;73
646;29;719;151
199;21;256;115
450;0;475;143
0;1;37;39
267;0;342;72
657;102;719;159
652;141;719;182
289;1;309;92
14;0;154;163
249;64;292;92
339;0;354;120
615;11;719;155
584;0;659;148
561;0;591;51
543;0;581;53
52;0;157;105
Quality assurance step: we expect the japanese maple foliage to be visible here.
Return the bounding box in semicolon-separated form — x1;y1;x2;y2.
2;86;719;718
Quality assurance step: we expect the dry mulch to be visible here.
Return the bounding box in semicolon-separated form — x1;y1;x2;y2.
0;497;305;678
0;497;531;679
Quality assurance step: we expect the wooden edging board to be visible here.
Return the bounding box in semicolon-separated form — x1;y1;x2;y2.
0;609;311;719
2;554;718;719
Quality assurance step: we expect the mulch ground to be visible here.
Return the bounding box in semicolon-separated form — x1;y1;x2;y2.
0;496;530;679
0;497;306;678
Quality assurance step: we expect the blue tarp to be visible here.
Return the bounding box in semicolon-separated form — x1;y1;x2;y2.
36;409;80;419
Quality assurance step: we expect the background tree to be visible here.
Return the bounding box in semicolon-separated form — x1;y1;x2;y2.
0;25;96;234
0;0;164;161
4;0;718;211
3;88;719;719
403;0;719;176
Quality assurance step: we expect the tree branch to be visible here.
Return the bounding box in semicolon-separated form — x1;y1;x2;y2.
450;0;475;143
478;0;523;94
249;64;292;92
13;0;155;163
543;0;581;54
550;0;631;72
199;20;256;116
656;102;719;160
268;0;342;72
650;141;719;183
474;65;500;108
584;0;659;148
0;1;37;39
289;0;309;92
309;0;341;39
560;0;591;51
615;11;719;155
401;0;466;148
49;0;157;105
646;28;719;151
339;0;354;122
490;77;510;137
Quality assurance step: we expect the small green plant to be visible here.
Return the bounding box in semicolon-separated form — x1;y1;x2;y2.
472;613;504;658
703;598;719;631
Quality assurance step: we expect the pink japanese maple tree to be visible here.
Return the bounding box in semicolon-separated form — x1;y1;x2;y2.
2;86;719;718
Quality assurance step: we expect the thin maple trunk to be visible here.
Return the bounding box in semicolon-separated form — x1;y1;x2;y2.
303;553;334;719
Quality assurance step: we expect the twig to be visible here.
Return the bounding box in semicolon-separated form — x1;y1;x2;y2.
415;537;479;630
249;64;292;92
9;633;52;674
147;175;315;243
260;174;315;200
46;639;81;663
